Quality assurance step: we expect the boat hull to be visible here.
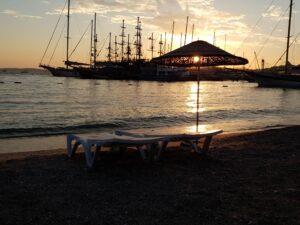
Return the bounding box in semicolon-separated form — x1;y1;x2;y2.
75;64;139;80
74;67;109;79
246;71;300;88
40;65;79;77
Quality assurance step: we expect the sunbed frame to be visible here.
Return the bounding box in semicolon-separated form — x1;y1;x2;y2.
115;129;223;158
67;133;164;167
67;129;222;168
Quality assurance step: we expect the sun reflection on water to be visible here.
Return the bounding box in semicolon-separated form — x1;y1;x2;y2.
185;124;209;133
185;82;207;113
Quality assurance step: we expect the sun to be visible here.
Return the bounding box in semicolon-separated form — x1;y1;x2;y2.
193;56;200;63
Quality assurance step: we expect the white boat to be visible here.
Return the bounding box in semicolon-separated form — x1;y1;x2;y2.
138;64;190;81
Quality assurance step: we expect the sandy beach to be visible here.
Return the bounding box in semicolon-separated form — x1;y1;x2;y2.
0;126;299;225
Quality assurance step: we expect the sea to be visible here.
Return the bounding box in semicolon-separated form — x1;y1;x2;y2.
0;70;300;153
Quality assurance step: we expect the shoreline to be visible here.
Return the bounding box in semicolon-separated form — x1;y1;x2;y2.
0;124;295;154
0;126;299;224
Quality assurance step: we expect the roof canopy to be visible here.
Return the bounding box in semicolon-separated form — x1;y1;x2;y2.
152;40;248;67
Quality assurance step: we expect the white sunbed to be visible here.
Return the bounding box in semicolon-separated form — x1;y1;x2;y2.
114;129;223;159
67;133;165;168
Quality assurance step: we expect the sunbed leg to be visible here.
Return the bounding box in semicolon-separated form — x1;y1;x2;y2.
147;144;155;161
70;142;80;158
202;136;212;154
138;146;147;160
153;142;164;161
138;144;157;162
84;143;100;168
182;135;214;156
161;141;168;153
187;136;212;155
67;134;80;158
188;140;202;154
190;136;212;155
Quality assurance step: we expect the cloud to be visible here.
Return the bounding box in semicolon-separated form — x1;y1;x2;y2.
2;9;42;19
262;5;287;20
42;1;50;4
69;0;248;33
45;0;250;52
69;0;153;15
2;9;18;16
15;14;42;19
155;0;183;15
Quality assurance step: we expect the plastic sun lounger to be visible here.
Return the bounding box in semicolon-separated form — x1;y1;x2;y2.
67;133;165;168
115;129;223;159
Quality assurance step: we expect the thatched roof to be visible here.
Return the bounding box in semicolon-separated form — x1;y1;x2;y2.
152;40;248;67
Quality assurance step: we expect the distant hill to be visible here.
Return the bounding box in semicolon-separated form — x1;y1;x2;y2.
0;68;50;75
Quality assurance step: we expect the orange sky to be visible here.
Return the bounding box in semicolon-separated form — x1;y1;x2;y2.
0;0;299;68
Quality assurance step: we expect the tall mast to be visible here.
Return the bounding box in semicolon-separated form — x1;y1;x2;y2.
148;33;154;59
93;13;97;68
114;35;118;63
90;19;93;67
170;21;175;51
184;16;189;45
135;17;139;60
164;32;167;54
66;0;70;68
120;20;126;62
191;24;194;42
135;17;142;61
108;32;112;62
126;34;131;62
180;32;182;47
139;19;142;60
213;31;216;46
285;0;293;74
158;34;163;56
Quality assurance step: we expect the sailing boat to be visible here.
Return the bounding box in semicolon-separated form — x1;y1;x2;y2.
40;0;84;77
74;13;113;79
248;0;300;88
75;17;139;80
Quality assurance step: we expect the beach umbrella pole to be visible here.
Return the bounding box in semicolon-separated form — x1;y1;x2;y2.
196;65;200;132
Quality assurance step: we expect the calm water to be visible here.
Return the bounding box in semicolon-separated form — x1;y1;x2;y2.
0;72;300;140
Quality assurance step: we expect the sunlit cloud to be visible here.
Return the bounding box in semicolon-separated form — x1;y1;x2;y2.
2;9;42;19
68;0;250;38
262;5;287;21
71;0;155;15
45;0;249;36
15;14;42;19
2;9;18;16
44;0;252;59
48;0;250;59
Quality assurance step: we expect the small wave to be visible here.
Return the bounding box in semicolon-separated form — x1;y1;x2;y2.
0;123;125;139
0;108;290;139
1;108;298;139
0;114;195;138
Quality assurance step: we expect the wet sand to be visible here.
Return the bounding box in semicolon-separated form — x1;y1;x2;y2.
0;126;299;225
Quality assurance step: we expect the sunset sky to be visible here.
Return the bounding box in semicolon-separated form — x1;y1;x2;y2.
0;0;299;69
